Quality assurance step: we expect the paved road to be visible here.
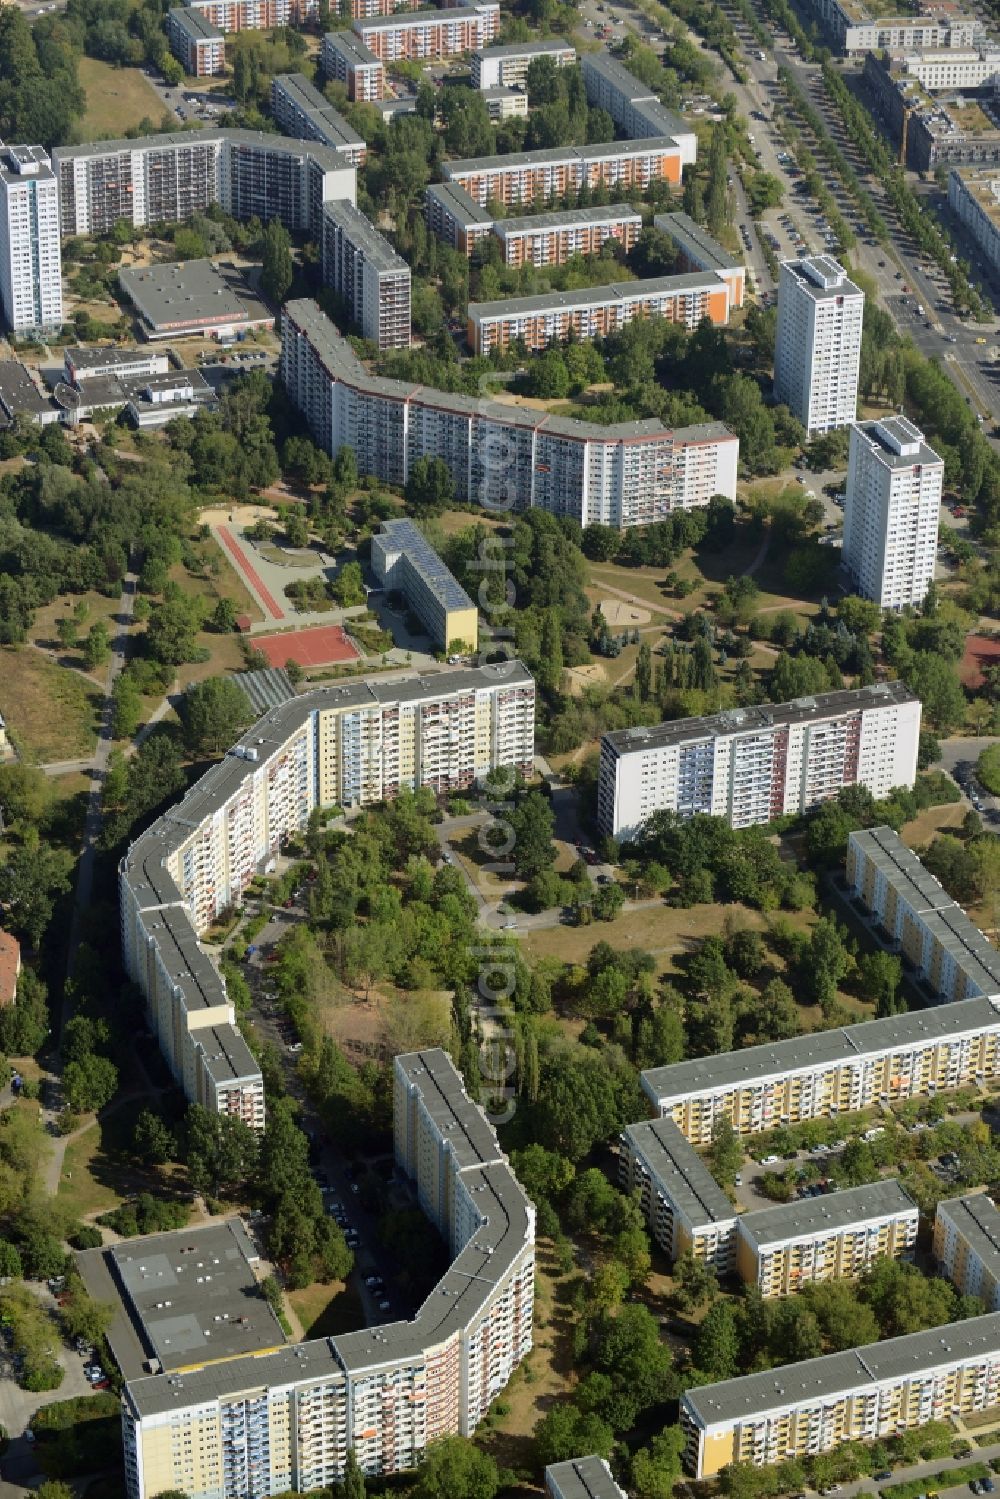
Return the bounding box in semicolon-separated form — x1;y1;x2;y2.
0;1285;97;1497
822;1437;1000;1499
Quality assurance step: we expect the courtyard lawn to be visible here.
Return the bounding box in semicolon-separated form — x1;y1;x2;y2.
78;57;165;138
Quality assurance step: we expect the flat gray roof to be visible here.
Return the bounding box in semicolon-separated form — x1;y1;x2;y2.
357;4;495;26
375;519;474;613
53;127;348;179
582;49;657;100
323;200;408;274
0;143;54;187
853;418;942;471
643;994;1000;1109
324;28;380;64
850;826;1000;990
496;202;641;236
781;254;863;302
546;1457;625;1499
475;38;576;59
938;1193;1000;1277
740;1179;918;1249
108;1220;284;1372
270;73;365;154
67;345;165;373
607;681;917;757
654;210;743;271
684;1312;1000;1428
124;1338;345;1420
426;179;494;226
118;259;272;332
624;1117;736;1229
396;1048;502;1172
168;7;223;41
469;271;720;321
0;361;56;419
444;136;682;175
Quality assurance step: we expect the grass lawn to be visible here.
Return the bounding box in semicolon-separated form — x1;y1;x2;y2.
0;647;102;763
287;1279;363;1339
79;57;165;137
521;899;777;975
56;1125;126;1221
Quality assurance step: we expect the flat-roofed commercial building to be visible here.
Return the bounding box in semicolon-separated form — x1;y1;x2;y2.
270;73;367;165
354;2;499;60
166;7;225;75
546;1457;627;1499
424;180;494;255
443;136;683;207
681;1312;1000;1478
847;825;1000;1001
843;416;943;610
118;259;274;340
598;681;920;841
935;1193;1000;1308
371;518;477;651
121;1050;535;1498
321;200;410;349
322;30;385;99
581;52;697;164
642;994;1000;1147
949;164;1000;274
472;38;576;89
493;203;642;267
883;43;1000;89
63;346;170;384
105;1220;284;1375
735;1180;919;1298
282;298;738;527
467;271;734;354
619;1117;737;1272
53;128;356;239
654;209;746;308
775;255;864;434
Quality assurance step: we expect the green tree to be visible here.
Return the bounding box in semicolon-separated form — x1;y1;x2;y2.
261;218;294;306
413;1436;499;1499
405;455;454;514
112;675;142;740
180;677;254;754
63;1055;118;1115
212;597;237;633
630;1431;685;1499
82;621;110;672
857;950;903;1016
673;1247;718;1311
534;1403;615;1466
508;792;556;881
333;561;365;607
695;1298;741;1379
709;1117;742;1187
343;1449;366;1499
0;844;73;948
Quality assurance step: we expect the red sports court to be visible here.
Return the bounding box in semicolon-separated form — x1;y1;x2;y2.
254;625;361;669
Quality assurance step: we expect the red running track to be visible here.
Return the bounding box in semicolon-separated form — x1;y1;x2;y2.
216;525;285;621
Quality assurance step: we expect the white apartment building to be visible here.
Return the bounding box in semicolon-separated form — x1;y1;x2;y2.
887;45;1000;89
122;1050;535;1499
580;52;698;165
270;74;367;166
935;1194;1000;1308
546;1457;627;1499
0;145;62;335
471;38;576;89
774;255;864;434
949;165;1000;275
619;1117;738;1272
842;416;943;610
847;825;1000;1001
597;681;921;842
320;200;410;350
281;298;738;528
682;1312;1000;1478
803;0;980;53
641;993;1000;1147
119;665;534;1125
52;129;356;240
734;1180;919;1298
